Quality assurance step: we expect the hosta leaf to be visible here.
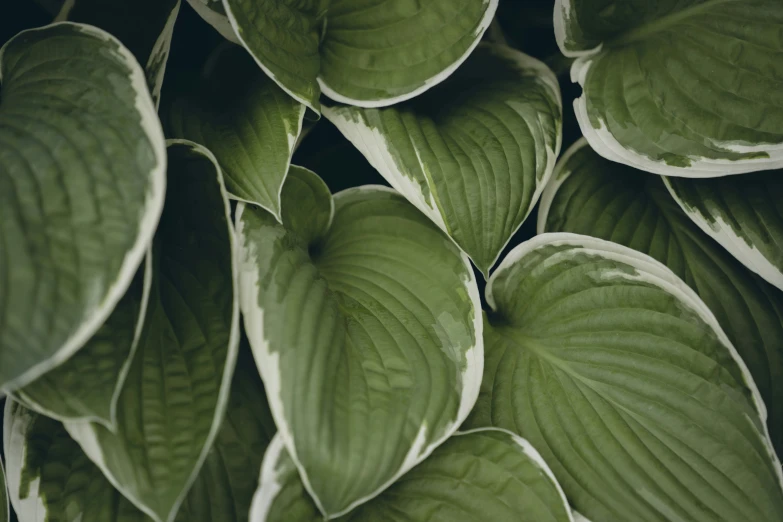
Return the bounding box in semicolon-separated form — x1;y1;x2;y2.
65;141;239;522
538;140;783;453
4;400;150;522
13;252;151;427
465;232;783;522
236;167;483;517
0;23;166;392
324;44;562;275
556;0;783;176
252;429;573;522
222;0;498;111
185;0;239;43
168;44;306;220
55;0;181;108
4;353;274;522
666;173;783;291
174;344;277;522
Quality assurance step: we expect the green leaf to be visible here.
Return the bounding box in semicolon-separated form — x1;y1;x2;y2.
174;344;277;522
13;253;151;427
222;0;498;111
4;399;150;522
236;167;483;517
538;140;783;454
252;428;574;522
3;351;275;522
465;232;783;522
324;43;562;275
665;173;783;291
0;23;166;392
55;0;181;108
167;44;306;220
64;140;239;522
556;0;783;176
185;0;239;43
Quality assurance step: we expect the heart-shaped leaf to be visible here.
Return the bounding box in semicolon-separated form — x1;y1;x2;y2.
185;0;238;43
55;0;181;107
665;172;783;291
465;232;783;521
222;0;498;111
167;44;306;220
556;0;783;176
236;167;483;517
324;43;562;275
252;428;574;522
3;349;275;522
0;23;166;392
13;253;150;428
64;141;239;522
538;140;783;454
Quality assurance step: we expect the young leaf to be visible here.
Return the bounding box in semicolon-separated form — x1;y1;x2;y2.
556;0;783;176
222;0;498;111
538;140;783;456
167;44;306;220
4;400;150;522
236;167;483;517
0;23;166;392
12;252;151;428
55;0;181;107
252;429;574;522
64;141;239;522
466;233;783;522
185;0;239;43
665;173;783;291
3;352;275;522
324;44;562;275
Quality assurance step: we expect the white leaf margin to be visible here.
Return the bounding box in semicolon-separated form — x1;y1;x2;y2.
63;140;240;522
146;0;181;109
317;0;499;109
323;43;562;276
236;184;484;519
486;232;783;485
536;137;589;235
187;0;240;44
4;400;47;522
250;428;577;522
663;178;783;291
0;22;167;393
13;249;153;429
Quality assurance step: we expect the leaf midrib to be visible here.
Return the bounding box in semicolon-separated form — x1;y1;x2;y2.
606;0;737;48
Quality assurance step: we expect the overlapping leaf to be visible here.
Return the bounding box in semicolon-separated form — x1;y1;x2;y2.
64;141;239;522
55;0;181;107
13;254;150;427
665;172;783;291
3;348;276;522
168;44;306;219
222;0;498;111
556;0;783;176
0;23;166;392
325;43;562;275
537;140;783;454
236;167;483;517
252;429;573;522
466;233;783;522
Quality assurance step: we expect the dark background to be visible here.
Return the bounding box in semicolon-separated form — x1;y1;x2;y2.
1;3;581;519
